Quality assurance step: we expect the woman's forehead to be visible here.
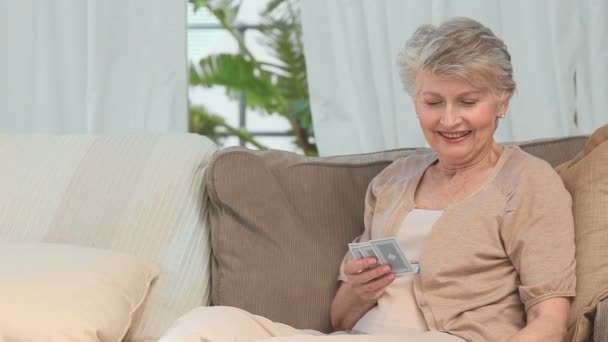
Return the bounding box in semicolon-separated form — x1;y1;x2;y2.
416;71;487;96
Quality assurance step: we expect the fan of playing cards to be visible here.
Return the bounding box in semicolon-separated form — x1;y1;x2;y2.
349;237;418;276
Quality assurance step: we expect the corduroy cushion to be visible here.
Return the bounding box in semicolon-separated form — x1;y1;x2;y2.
206;136;587;333
557;125;608;342
595;297;608;342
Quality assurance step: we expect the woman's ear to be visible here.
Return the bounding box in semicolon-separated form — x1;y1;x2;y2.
497;90;513;118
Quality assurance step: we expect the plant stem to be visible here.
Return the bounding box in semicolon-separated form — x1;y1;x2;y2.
223;124;268;150
205;5;257;63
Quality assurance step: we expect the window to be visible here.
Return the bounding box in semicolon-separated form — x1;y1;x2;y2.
187;1;300;153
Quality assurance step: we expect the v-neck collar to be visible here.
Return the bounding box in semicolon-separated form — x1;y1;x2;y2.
407;146;515;213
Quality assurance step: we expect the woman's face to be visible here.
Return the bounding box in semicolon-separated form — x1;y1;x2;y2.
414;70;510;167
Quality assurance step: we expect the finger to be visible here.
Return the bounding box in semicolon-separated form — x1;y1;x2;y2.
354;264;392;285
362;272;395;294
343;257;378;276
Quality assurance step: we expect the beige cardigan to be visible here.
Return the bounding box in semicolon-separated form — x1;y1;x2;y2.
339;146;576;341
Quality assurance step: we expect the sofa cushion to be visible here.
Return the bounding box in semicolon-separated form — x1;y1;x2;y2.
206;137;587;333
557;125;608;342
0;242;158;342
0;134;216;341
515;135;588;168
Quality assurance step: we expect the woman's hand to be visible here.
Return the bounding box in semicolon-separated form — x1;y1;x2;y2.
330;257;395;331
343;257;395;303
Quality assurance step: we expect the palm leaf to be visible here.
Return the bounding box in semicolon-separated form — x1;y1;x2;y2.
190;105;267;149
192;53;287;114
259;5;308;101
191;0;209;12
205;0;241;25
189;0;317;155
189;105;226;143
263;0;286;15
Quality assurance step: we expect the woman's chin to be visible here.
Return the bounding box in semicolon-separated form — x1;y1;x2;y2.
433;142;476;164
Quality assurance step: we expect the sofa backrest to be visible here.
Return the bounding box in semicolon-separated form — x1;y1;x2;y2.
0;133;217;341
205;135;588;333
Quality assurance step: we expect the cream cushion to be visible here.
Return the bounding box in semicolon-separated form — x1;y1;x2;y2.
0;242;158;341
0;134;217;341
557;124;608;341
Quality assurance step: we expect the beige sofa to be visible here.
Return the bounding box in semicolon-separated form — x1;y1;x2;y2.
0;127;606;341
0;134;217;341
204;126;608;342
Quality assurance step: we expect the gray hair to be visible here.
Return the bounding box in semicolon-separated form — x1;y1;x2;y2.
397;17;516;99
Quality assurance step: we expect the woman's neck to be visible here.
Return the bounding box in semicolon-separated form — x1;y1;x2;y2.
434;143;504;180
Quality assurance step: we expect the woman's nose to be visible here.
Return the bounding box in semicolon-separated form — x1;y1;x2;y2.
439;105;461;127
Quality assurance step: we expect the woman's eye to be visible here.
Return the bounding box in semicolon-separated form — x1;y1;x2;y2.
461;100;478;106
426;101;442;106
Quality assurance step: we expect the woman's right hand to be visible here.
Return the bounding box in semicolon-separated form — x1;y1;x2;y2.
330;257;395;331
343;257;395;303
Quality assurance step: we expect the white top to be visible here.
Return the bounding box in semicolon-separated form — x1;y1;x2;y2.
352;209;443;335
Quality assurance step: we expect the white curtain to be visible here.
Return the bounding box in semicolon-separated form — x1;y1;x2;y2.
576;0;608;133
0;0;187;134
302;0;608;156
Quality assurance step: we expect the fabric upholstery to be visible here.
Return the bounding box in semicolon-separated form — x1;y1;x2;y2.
205;136;586;333
557;125;608;342
515;135;588;167
0;242;158;342
0;133;217;341
595;298;608;342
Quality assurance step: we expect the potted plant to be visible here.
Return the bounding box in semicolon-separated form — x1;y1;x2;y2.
189;0;317;156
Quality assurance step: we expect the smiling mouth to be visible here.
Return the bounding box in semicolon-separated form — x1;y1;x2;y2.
438;131;472;139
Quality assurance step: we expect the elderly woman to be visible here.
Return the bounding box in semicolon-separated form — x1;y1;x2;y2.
160;17;575;342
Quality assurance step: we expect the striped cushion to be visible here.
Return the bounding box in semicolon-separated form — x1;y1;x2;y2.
0;133;217;341
595;297;608;342
558;126;608;341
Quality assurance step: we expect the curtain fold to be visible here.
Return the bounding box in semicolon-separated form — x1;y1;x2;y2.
302;0;606;156
0;0;187;134
576;0;608;133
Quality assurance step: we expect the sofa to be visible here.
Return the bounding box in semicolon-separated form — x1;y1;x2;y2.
0;126;607;342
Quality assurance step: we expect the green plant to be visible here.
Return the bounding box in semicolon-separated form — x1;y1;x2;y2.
189;105;267;149
189;0;317;156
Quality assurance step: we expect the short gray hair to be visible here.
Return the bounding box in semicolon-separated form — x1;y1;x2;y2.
397;17;516;99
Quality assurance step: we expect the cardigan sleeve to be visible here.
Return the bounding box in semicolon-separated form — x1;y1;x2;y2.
501;160;576;311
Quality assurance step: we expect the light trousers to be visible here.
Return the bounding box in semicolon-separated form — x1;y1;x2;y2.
159;306;466;342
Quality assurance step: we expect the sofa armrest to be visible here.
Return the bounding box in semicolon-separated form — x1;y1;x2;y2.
595;298;608;342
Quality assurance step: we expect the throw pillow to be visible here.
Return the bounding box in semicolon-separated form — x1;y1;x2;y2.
0;242;159;342
557;124;608;342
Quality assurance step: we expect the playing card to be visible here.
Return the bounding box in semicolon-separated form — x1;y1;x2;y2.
348;242;380;270
358;245;378;259
348;238;415;275
370;238;413;273
350;246;365;259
